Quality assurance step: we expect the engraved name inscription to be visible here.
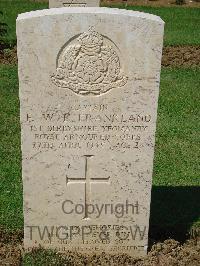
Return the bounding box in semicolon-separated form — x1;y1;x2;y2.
26;109;151;151
63;3;86;7
62;0;86;6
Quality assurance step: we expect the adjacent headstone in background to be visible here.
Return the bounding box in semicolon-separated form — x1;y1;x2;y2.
17;7;164;257
49;0;100;8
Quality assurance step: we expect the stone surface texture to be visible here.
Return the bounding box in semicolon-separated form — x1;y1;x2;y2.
17;7;164;257
49;0;100;8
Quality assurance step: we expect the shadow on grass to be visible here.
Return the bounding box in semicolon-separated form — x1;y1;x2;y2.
149;186;200;243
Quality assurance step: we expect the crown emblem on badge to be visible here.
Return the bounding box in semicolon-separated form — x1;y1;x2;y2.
78;27;103;47
51;27;128;96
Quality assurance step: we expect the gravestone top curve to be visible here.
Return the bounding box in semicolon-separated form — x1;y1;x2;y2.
17;7;164;24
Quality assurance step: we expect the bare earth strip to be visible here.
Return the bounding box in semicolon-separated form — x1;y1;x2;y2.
1;239;200;265
0;228;200;265
162;46;200;67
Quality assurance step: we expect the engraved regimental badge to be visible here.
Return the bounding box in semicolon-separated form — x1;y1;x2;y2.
51;27;128;96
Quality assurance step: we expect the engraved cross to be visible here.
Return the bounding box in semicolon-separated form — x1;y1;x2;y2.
66;155;110;219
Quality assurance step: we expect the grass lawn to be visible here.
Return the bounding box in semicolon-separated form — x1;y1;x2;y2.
0;0;200;46
0;64;199;237
0;0;48;46
0;65;23;230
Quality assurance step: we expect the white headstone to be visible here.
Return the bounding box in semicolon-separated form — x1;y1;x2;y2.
49;0;100;8
17;7;164;257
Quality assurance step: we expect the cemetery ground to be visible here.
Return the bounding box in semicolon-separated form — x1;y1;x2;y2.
0;1;200;265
